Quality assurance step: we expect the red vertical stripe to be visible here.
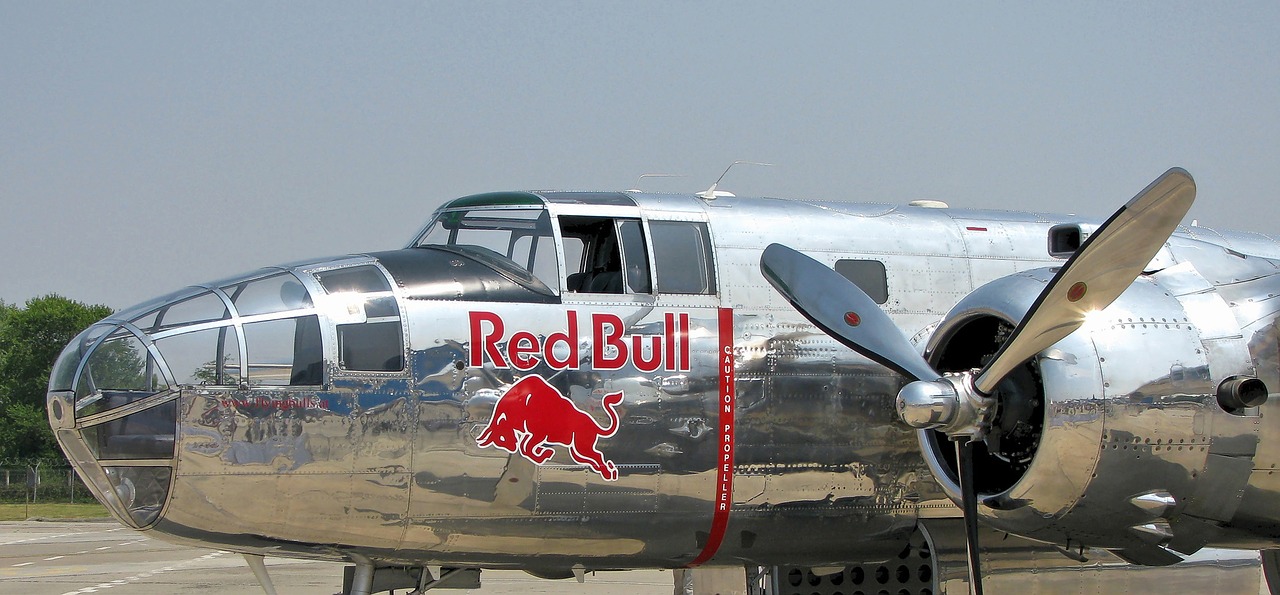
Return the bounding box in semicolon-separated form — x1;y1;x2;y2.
689;307;735;567
679;313;691;371
664;313;677;371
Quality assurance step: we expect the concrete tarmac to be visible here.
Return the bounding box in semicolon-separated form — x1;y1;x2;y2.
0;520;671;594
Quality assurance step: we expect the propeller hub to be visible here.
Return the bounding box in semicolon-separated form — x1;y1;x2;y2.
896;373;994;440
897;378;959;428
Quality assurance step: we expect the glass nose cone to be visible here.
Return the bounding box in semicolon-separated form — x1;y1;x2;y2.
48;322;179;528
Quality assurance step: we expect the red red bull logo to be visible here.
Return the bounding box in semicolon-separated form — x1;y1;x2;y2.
468;311;691;372
475;374;623;481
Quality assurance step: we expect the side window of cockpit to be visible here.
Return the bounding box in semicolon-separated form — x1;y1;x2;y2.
618;220;651;293
244;316;324;386
154;326;242;386
560;216;652;294
650;222;716;295
511;234;559;289
315;266;405;373
216;272;324;386
835;259;889;304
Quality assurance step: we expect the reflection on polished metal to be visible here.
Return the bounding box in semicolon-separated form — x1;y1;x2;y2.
1129;491;1178;518
44;172;1280;594
896;375;994;439
896;377;960;428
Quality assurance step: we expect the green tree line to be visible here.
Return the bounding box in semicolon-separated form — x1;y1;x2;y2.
0;295;111;461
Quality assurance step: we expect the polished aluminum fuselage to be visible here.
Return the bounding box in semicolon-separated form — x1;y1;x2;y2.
48;191;1280;574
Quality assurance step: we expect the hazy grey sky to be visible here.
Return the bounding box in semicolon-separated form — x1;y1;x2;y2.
3;2;1278;310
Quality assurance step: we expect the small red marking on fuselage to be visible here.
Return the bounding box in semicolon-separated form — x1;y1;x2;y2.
220;396;328;411
475;374;623;481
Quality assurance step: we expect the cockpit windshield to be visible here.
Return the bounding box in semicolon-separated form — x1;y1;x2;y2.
413;207;560;295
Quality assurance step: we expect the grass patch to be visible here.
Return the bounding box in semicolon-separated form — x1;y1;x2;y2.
0;502;110;521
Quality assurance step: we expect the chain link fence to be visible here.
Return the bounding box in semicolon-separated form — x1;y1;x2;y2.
0;459;97;504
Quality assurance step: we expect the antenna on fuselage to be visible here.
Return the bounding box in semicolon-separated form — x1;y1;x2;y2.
697;161;774;200
626;173;686;193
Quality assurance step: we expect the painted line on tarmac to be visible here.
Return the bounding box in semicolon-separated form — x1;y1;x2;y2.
0;526;124;547
58;550;230;595
1;532;75;547
4;535;151;571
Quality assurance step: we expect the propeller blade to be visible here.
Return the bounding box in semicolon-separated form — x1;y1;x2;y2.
973;168;1196;394
761;243;939;382
957;441;985;595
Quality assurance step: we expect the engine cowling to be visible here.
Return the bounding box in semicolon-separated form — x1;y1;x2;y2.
918;265;1262;564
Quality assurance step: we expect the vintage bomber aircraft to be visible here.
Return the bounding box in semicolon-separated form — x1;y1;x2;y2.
45;167;1280;594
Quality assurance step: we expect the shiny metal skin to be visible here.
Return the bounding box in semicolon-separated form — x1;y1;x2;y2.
45;185;1280;592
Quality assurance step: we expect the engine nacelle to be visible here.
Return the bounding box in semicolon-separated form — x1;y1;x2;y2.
919;264;1264;564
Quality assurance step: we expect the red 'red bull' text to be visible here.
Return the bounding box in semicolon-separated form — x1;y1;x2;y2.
468;311;691;372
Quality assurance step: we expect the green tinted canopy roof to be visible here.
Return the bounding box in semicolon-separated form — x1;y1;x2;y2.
443;192;544;209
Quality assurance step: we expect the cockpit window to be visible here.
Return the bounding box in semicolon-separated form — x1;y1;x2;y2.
315;266;392;293
314;265;404;373
415;208;559;294
650;221;716;294
154;326;242;386
561;216;652;295
222;272;312;317
244;316;323;386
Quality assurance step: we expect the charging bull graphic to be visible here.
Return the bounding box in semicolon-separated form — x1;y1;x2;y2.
476;375;624;481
